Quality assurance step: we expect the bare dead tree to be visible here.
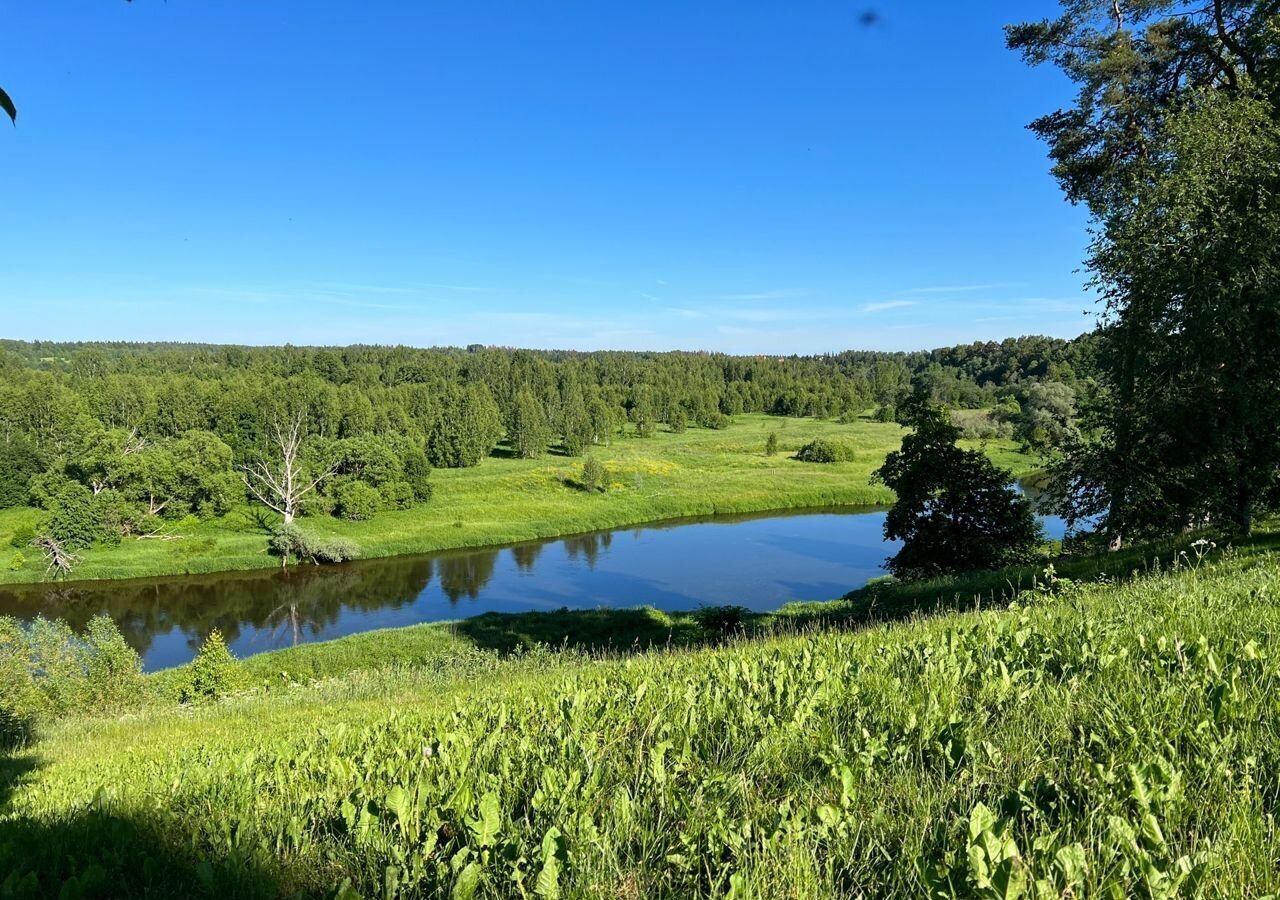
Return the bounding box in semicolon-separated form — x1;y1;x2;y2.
241;415;336;525
35;534;80;578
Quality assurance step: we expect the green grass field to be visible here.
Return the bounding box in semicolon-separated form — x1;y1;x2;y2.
0;415;1034;585
3;539;1278;897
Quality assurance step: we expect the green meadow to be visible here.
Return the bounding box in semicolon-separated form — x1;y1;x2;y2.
3;537;1279;897
0;415;1033;585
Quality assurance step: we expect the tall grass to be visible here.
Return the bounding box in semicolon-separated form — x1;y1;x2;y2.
3;547;1279;897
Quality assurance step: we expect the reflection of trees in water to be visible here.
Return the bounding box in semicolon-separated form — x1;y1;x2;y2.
510;542;543;571
563;531;612;569
436;550;498;604
0;556;435;660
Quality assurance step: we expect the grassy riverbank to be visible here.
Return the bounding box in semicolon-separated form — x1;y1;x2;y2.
0;414;1034;586
4;539;1279;897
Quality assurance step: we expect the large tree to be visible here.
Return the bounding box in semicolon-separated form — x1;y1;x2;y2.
1010;1;1280;541
872;401;1042;579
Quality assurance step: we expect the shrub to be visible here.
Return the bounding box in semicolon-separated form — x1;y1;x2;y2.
7;551;24;571
701;411;731;430
765;433;779;456
873;405;897;423
269;523;359;566
179;629;238;704
9;522;35;549
693;605;750;637
311;536;359;564
333;481;382;521
383;480;416;511
0;615;145;739
794;439;854;463
581;456;606;493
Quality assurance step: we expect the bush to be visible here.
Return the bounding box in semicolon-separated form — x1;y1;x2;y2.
9;522;35;549
765;432;779;456
382;480;416;511
0;615;145;740
873;405;897;423
794;439;854;463
333;481;382;521
8;551;24;571
311;536;359;564
269;523;359;566
693;605;750;637
179;629;238;704
581;456;606;493
700;411;731;430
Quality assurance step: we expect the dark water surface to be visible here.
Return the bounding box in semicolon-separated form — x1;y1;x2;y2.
0;506;1068;671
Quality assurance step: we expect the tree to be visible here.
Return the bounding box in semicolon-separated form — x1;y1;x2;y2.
1010;1;1280;542
507;387;550;459
1015;381;1077;453
0;434;42;508
561;397;593;457
241;416;336;525
428;383;502;468
580;456;606;493
765;432;779;457
872;401;1042;579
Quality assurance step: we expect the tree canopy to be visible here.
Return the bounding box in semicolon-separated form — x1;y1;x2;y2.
873;401;1042;579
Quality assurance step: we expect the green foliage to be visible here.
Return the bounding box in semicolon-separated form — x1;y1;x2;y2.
7;551;24;571
794;438;854;463
873;405;896;423
508;387;552;459
40;481;106;549
269;523;359;566
1011;4;1280;541
178;628;238;703
0;614;144;740
580;456;605;493
0;434;42;508
383;479;417;510
765;432;779;456
333;480;383;521
692;604;748;637
428;383;503;468
700;410;731;430
1014;381;1076;452
8;522;35;549
873;401;1042;579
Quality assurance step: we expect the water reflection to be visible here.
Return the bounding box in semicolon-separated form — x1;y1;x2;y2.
0;505;1064;671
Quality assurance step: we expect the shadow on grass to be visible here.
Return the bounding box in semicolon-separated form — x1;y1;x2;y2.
451;606;706;653
0;804;294;899
1;747;290;897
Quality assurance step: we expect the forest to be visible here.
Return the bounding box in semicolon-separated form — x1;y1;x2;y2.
0;335;1094;576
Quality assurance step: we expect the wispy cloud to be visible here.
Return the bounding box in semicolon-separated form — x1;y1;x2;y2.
859;300;919;314
715;288;811;302
907;282;1012;295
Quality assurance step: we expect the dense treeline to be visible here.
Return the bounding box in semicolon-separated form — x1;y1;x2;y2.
0;337;1095;559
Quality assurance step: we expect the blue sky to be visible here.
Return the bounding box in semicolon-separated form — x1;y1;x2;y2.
2;1;1094;353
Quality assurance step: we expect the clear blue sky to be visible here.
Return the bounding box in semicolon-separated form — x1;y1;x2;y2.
2;1;1093;353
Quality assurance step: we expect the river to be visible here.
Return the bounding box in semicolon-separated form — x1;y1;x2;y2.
0;505;1067;670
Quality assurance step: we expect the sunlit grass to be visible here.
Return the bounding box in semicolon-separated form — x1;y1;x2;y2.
4;545;1279;896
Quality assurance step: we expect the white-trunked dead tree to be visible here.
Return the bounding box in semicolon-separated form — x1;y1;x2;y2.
241;415;336;524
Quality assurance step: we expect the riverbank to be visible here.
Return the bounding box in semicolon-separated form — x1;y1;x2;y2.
0;414;1036;586
6;536;1277;896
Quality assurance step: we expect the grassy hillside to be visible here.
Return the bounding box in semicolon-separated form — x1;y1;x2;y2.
0;415;1033;585
3;543;1278;897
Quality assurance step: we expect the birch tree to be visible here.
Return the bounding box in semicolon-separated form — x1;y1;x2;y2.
241;416;335;524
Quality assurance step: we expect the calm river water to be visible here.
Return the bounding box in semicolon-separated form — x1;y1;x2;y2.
0;505;1067;670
